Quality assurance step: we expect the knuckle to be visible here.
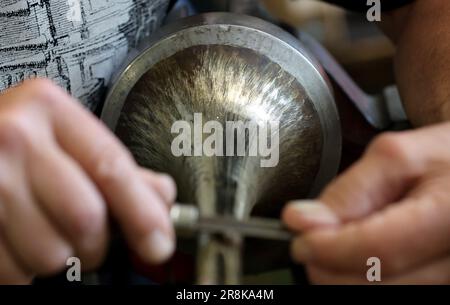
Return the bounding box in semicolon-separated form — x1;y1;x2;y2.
22;78;58;95
368;133;413;164
0;115;32;151
72;203;106;238
92;141;134;187
22;78;68;108
0;79;63;111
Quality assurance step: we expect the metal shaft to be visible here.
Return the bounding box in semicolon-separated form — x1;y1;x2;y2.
170;204;293;241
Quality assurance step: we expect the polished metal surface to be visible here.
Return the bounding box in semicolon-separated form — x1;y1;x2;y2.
101;13;341;284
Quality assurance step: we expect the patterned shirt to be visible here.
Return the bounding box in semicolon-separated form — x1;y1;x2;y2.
0;0;169;110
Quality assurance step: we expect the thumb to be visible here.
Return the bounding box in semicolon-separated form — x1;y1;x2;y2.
283;133;424;231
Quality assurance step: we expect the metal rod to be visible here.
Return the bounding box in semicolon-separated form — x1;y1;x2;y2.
171;204;293;241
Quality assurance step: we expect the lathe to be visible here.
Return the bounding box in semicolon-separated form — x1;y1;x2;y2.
96;3;408;285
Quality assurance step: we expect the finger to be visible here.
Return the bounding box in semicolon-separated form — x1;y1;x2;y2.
0;234;32;285
284;128;448;229
282;200;340;232
0;143;73;276
385;256;450;285
282;134;420;229
32;80;175;264
306;265;369;285
27;141;108;271
307;256;450;285
319;133;422;222
291;196;450;276
319;125;450;223
0;169;73;276
139;169;177;206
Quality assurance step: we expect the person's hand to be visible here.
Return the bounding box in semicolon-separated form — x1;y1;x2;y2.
283;123;450;284
0;79;176;284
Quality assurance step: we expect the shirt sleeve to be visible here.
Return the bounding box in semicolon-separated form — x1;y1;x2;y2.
322;0;414;12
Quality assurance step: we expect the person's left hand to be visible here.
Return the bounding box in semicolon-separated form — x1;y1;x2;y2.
283;122;450;284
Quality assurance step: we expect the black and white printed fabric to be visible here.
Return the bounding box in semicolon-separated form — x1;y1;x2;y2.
0;0;169;110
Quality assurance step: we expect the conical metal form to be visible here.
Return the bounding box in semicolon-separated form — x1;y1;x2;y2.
102;13;341;284
116;44;322;218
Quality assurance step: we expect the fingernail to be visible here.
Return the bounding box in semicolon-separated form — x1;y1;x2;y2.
140;230;175;264
291;237;312;263
288;200;339;225
158;174;177;203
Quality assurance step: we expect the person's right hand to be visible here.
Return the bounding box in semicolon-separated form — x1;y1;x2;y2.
283;122;450;284
0;78;177;284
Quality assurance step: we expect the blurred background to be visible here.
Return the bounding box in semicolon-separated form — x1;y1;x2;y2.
190;0;396;95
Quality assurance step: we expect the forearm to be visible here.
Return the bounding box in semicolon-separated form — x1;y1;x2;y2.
382;0;450;126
